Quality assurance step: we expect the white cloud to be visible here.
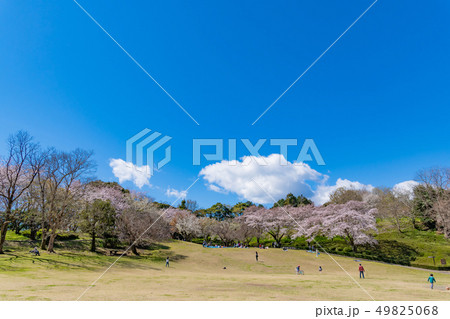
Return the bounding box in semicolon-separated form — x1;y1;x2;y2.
165;187;187;199
109;158;151;188
207;184;229;194
311;178;374;205
200;154;324;204
393;180;419;198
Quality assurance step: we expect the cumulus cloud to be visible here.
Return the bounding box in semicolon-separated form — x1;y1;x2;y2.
311;178;374;205
200;154;324;204
109;158;151;188
393;180;419;198
166;187;188;199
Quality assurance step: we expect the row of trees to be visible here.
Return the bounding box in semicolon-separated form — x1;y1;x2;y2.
165;200;377;252
322;169;450;237
0;131;171;254
1;131;448;256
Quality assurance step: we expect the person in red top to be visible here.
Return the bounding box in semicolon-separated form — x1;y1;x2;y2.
359;264;365;279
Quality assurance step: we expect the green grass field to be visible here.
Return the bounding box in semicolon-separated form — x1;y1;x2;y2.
0;240;449;301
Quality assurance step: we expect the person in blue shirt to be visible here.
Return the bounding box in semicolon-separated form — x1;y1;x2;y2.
427;274;436;289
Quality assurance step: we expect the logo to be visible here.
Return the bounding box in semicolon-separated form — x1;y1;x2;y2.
126;129;172;176
126;129;325;177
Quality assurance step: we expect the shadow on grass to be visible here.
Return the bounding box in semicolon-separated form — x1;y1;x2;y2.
0;248;185;272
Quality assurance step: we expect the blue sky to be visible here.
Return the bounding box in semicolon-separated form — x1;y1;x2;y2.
0;0;449;208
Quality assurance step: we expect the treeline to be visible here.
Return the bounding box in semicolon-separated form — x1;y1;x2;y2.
323;170;450;237
1;131;448;257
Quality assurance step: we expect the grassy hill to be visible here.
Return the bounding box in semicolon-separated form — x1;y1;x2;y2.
247;220;450;270
0;239;449;300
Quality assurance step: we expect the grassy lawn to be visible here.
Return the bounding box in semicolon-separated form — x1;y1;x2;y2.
0;240;449;301
5;231;30;241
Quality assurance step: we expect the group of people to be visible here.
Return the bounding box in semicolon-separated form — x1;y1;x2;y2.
28;243;440;290
256;255;438;290
295;265;322;275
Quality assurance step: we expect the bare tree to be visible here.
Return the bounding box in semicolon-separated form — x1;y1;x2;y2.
212;219;238;246
328;187;368;205
44;149;95;252
199;217;217;242
117;192;170;255
433;190;450;238
235;216;256;245
376;188;409;232
416;167;450;190
0;131;43;254
185;200;199;213
415;167;450;233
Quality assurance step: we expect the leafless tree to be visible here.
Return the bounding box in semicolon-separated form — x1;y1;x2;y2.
416;167;450;235
376;188;410;232
117;192;170;255
43;149;95;252
235;216;256;245
416;167;450;190
212;219;238;246
199;217;217;241
185;200;199;213
433;191;450;238
328;187;369;205
0;131;43;254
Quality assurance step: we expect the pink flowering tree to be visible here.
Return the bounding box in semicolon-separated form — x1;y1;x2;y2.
164;207;201;240
299;201;378;252
241;205;312;246
240;206;266;245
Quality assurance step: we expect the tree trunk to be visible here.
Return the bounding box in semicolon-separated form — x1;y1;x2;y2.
30;228;37;241
40;229;47;250
0;221;10;254
347;233;357;252
47;231;57;253
395;217;403;233
90;232;96;252
349;239;357;252
131;244;139;255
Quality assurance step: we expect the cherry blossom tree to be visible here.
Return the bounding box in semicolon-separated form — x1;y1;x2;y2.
164;207;201;240
235;215;257;245
241;205;312;246
240;206;266;245
299;201;377;252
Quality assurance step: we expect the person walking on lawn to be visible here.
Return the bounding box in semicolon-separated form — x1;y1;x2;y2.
428;274;436;289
